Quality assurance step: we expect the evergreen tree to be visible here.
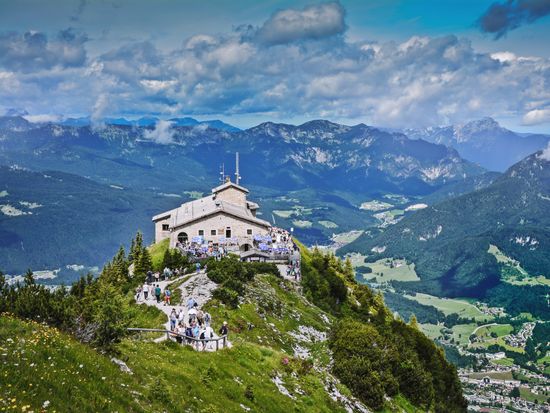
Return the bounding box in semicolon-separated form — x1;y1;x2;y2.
111;246;129;284
129;231;143;263
24;269;35;286
343;257;355;282
161;249;173;270
134;247;152;277
92;282;129;351
409;314;419;329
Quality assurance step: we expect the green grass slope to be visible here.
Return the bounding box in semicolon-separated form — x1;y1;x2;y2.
339;152;550;304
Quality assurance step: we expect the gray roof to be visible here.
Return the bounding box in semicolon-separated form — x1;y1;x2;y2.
152;194;270;229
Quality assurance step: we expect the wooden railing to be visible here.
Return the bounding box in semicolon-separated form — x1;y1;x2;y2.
127;328;228;351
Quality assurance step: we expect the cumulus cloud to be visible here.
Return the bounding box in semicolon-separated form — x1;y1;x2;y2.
257;1;345;45
23;114;62;123
143;120;175;144
539;141;550;161
1;3;550;129
91;94;109;129
523;108;550;125
0;28;87;72
478;0;550;39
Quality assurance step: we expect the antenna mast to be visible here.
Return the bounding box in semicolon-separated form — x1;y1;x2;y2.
235;152;240;185
219;163;225;184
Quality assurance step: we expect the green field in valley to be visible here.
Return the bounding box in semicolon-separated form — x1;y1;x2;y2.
405;293;491;322
474;324;513;339
318;220;338;229
488;244;550;286
419;323;443;341
450;323;478;346
366;258;420;282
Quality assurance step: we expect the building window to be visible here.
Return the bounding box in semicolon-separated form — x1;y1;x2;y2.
177;232;188;243
198;230;204;236
210;229;216;236
218;228;224;235
247;229;253;235
162;224;169;231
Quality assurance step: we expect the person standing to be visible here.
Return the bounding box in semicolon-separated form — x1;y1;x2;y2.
142;284;149;300
204;311;211;327
219;321;228;336
135;286;142;302
169;309;177;331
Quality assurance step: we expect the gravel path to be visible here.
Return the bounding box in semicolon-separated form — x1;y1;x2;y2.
136;270;230;350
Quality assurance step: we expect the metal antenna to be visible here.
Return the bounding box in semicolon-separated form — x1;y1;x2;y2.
235;152;240;185
219;163;225;184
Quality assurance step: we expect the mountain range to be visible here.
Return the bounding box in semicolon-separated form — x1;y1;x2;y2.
339;150;550;316
59;116;241;131
403;117;550;172
2;115;548;285
0;115;489;275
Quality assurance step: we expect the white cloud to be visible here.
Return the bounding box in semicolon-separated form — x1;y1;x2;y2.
143;120;175;144
257;2;345;45
23;114;62;123
539;141;550;161
522;108;550;125
0;4;549;129
91;94;109;129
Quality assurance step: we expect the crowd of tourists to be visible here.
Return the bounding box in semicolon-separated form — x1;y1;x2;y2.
286;260;301;281
167;298;228;350
257;226;298;255
175;226;298;260
175;240;230;260
135;266;228;350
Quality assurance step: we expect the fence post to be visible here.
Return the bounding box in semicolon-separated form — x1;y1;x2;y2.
223;336;226;348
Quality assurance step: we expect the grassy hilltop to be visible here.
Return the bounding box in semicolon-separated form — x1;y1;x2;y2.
0;236;466;413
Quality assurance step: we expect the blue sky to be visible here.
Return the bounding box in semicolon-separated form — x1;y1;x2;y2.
1;0;549;131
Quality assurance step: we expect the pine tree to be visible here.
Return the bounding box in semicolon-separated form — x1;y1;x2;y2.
129;231;143;263
24;269;35;286
111;246;129;283
128;238;136;263
161;249;172;270
92;282;129;351
134;247;152;277
409;314;419;329
343;257;355;282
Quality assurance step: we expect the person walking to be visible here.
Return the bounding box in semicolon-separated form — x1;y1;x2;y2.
164;288;171;306
135;286;142;302
142;284;149;300
188;305;197;325
155;284;161;303
186;297;197;310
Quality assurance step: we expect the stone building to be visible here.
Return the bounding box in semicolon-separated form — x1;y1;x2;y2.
152;178;271;252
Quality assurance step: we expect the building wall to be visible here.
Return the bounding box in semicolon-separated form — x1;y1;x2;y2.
154;217;171;243
215;187;247;206
169;212;269;248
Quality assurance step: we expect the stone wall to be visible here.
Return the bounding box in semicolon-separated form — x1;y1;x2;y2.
170;212;269;248
214;187;247;206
